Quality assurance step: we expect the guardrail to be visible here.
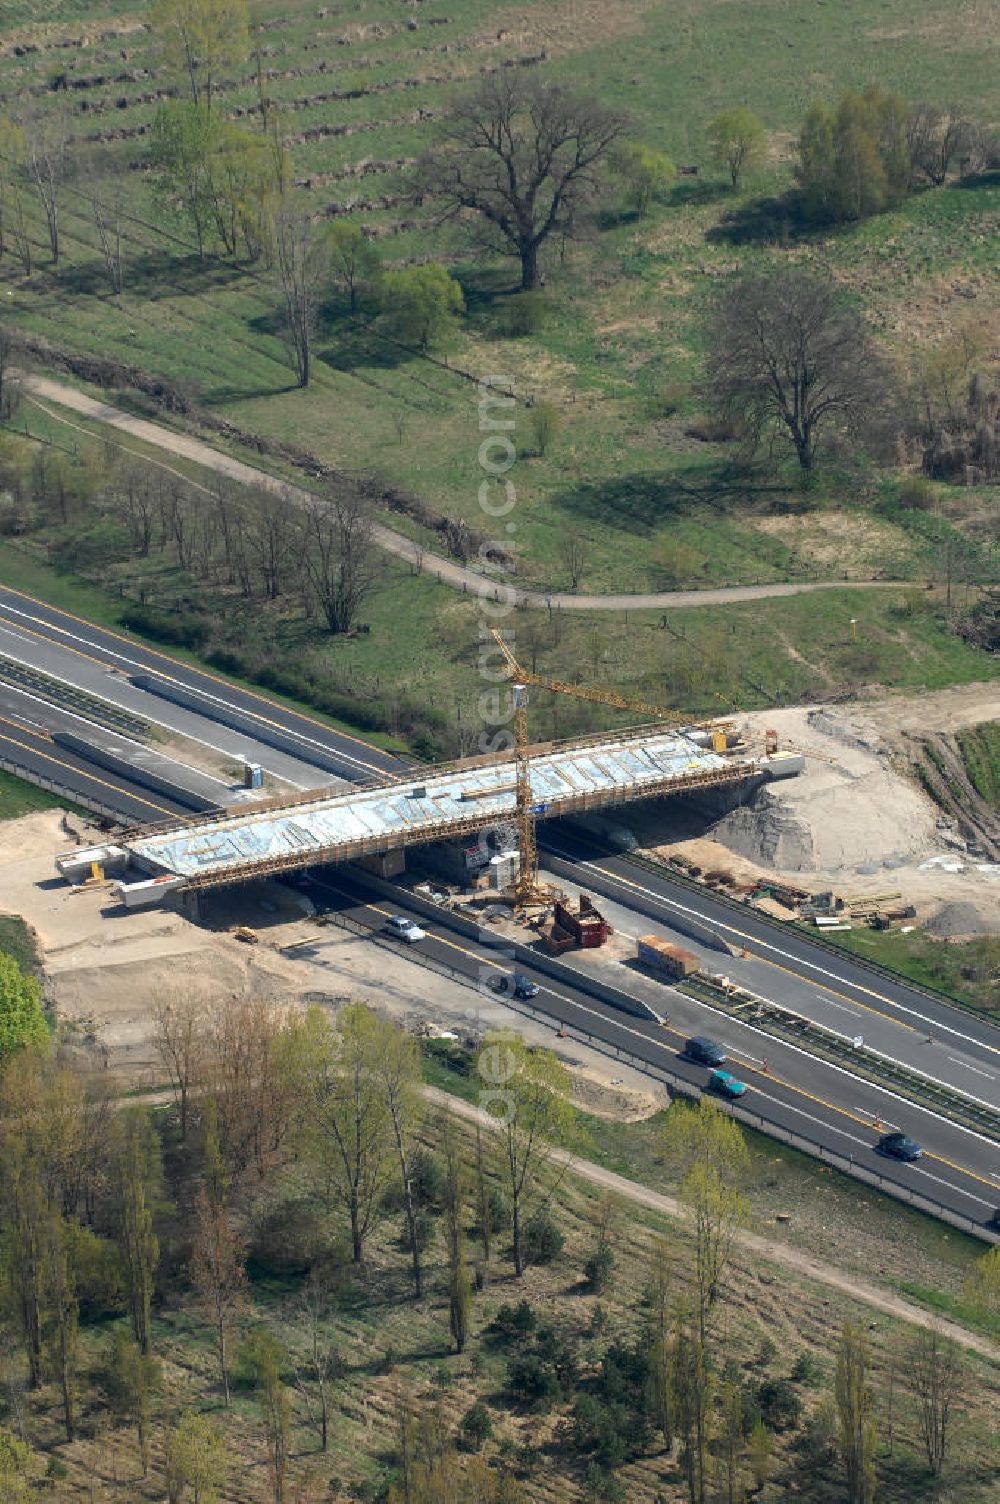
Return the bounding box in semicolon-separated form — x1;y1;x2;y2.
620;849;985;1015
344;869;662;1023
681;974;1000;1142
0;749;123;825
313;902;997;1246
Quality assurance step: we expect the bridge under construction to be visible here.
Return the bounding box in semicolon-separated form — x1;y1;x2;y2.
56;726;801;906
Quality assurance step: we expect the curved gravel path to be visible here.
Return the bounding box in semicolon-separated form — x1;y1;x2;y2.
428;1088;999;1362
25;374;900;613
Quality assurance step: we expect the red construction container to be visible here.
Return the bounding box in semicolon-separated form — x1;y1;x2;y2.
553;893;610;948
637;934;700;979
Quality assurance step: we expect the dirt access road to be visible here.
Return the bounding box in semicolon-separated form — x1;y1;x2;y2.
429;1087;1000;1363
24;374;898;612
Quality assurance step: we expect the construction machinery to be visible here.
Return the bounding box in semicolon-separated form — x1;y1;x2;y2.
489;629;730;905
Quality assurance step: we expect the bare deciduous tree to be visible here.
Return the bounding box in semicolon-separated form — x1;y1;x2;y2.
835;1321;877;1504
706;266;892;473
291;1273;343;1452
0;320;21;421
911;1325;961;1477
299;488;379;635
271;206;327;387
906;103;977;186
420;73;625;289
153;992;207;1145
23;108;67;265
189;1186;246;1407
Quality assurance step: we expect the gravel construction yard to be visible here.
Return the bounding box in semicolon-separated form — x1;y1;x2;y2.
682;686;1000;932
0;810;665;1118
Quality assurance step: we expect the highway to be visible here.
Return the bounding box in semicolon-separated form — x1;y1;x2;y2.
0;583;410;786
4;585;997;1230
540;832;1000;1081
0;707;193;825
304;867;1000;1234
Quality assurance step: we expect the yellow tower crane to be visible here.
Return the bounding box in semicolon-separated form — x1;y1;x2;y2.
489;628;731;906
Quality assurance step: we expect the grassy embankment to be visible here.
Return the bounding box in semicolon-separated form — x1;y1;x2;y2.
0;0;998;593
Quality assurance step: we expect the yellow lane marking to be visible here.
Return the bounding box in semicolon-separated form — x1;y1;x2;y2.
0;719;176;817
574;852;1000;1060
0;583;393;772
325;882;999;1197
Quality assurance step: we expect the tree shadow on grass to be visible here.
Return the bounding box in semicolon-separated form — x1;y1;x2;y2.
549;469;732;533
705;191;807;246
54;247;250;302
667;177;734;209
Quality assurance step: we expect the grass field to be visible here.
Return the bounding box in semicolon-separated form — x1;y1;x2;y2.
0;910;41;973
819;925;1000;1015
0;0;998;597
0;512;994;757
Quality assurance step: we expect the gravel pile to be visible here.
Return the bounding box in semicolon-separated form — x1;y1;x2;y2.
924;901;989;939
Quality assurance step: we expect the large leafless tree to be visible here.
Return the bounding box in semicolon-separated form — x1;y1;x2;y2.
706;265;892;473
299;488;379;635
271;206;327;387
420;72;625;289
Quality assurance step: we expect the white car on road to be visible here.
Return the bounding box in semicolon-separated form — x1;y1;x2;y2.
385;914;426;944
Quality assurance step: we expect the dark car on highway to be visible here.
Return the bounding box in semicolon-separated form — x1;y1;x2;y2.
876;1131;923;1162
682;1036;727;1068
489;973;540;1000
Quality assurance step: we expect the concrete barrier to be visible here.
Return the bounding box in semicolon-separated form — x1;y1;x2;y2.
51;732;216;813
130;674;352;780
350;868;662;1022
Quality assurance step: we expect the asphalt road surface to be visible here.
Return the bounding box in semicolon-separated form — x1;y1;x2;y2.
540;832;1000;1085
0;707;192;825
304;868;1000;1234
0;583;409;786
5;585;996;1230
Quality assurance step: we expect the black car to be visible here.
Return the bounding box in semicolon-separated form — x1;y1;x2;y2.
489;972;540;1000
876;1131;923;1162
682;1035;727;1068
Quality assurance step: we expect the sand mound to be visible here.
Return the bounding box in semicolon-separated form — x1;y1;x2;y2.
923;901;989;939
712;705;940;875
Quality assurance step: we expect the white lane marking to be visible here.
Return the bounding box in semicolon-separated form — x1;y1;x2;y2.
0;679;234;788
554;848;1000;1059
816;995;863;1017
0;637;310;793
947;1057;997;1082
0;601;383;778
313;879;1000;1199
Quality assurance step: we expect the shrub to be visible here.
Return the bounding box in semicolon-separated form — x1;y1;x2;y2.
120;603;209;651
506;1327;578;1410
250;1198;331;1277
790;1351;823;1387
488;1300;537;1343
502;292;547;337
459;1400;493;1451
379;263;464;349
897;475;936;510
650;379;691;418
0;951;47;1061
528;400;562;457
755;1376;803;1432
522;1207;565;1266
584;1463;627;1503
399;1209;435;1255
409;1147;446;1210
584;1243;616;1293
485;1182;510;1234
